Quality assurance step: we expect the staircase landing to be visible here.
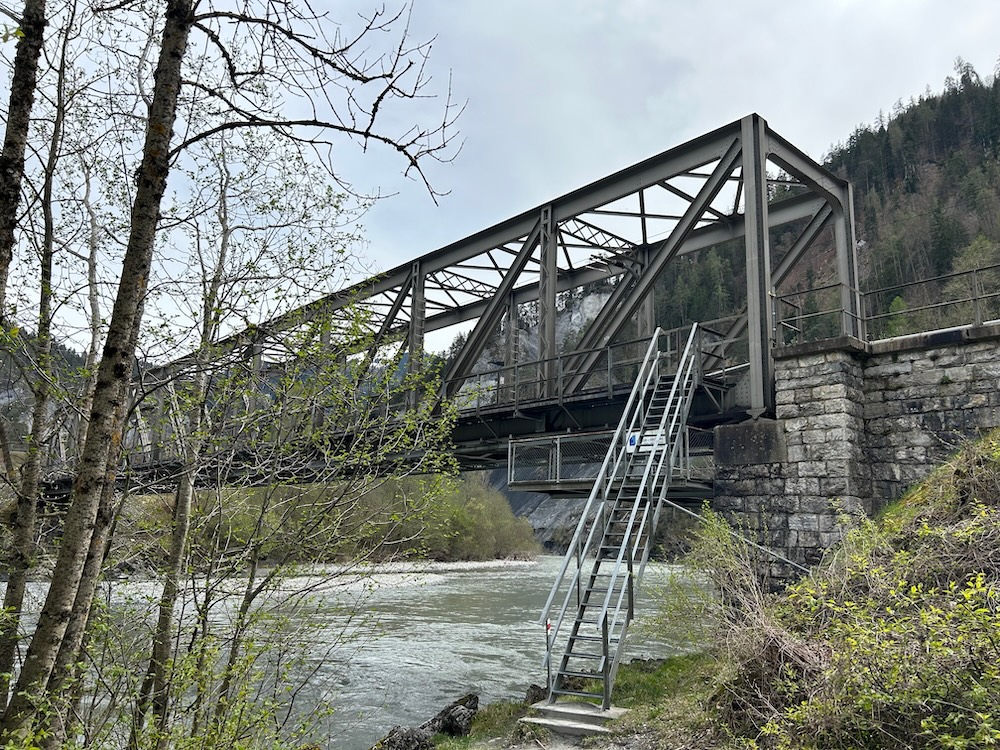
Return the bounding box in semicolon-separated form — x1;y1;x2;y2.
520;700;628;738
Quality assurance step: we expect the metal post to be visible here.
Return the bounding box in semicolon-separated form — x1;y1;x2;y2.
973;269;983;326
575;542;582;606
407;260;426;412
606;345;613;398
545;619;552;698
539;206;558;398
601;615;611;710
626;555;634;622
504;293;518;404
637;245;655;339
741;114;774;417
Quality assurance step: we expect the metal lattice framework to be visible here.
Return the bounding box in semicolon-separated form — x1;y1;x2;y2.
197;113;858;419
139;113;858;461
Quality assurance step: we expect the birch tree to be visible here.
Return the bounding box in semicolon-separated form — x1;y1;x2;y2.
0;0;458;742
0;0;46;319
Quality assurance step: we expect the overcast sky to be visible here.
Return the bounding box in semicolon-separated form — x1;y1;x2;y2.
330;0;1000;276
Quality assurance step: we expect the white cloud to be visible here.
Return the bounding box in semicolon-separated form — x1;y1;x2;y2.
339;0;1000;272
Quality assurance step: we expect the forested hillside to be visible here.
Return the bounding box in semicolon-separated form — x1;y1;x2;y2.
655;58;1000;336
828;58;1000;294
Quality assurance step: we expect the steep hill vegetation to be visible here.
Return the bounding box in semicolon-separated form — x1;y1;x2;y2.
597;430;1000;750
121;473;539;572
828;59;1000;300
654;59;1000;336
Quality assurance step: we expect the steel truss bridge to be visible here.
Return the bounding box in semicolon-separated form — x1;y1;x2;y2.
130;113;859;480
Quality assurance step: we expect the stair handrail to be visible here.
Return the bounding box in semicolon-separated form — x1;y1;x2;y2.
634;325;702;582
584;325;700;706
538;327;666;662
596;324;701;635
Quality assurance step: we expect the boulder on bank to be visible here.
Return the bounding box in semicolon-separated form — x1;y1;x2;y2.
371;694;479;750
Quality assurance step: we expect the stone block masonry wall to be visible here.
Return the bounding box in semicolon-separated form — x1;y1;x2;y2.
715;347;869;573
865;333;1000;504
714;325;1000;575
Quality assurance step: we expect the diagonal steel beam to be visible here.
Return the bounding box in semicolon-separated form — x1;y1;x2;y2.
442;222;542;398
563;137;744;393
703;201;835;372
368;275;413;348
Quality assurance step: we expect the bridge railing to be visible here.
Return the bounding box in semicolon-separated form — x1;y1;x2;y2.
773;281;864;345
444;328;696;415
862;264;1000;339
775;264;1000;345
507;430;615;487
507;424;716;489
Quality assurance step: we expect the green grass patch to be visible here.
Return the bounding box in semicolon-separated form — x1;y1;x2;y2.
612;652;714;707
433;699;531;750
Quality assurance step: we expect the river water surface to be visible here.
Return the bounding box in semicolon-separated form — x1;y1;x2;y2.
288;555;684;749
7;556;684;749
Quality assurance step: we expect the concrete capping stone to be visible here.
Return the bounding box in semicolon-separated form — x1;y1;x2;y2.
868;321;1000;355
773;335;867;360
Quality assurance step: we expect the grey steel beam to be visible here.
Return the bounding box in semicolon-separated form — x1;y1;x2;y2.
834;183;861;337
563;136;743;391
767;133;850;208
366;273;412;359
442;222;542;398
773;203;834;288
406;261;426;410
742;114;773;416
504;292;518;367
407;261;425;367
704;201;834;372
539;206;558;396
549;121;741;223
637;246;654;340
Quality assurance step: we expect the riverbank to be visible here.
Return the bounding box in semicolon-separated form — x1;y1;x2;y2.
446;430;1000;750
428;654;711;750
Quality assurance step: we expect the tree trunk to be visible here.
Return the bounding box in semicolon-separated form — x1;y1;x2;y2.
0;12;68;706
0;1;196;740
39;475;119;750
0;0;46;316
0;390;48;711
130;467;195;750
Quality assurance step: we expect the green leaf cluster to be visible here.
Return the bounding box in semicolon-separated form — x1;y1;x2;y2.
648;430;1000;750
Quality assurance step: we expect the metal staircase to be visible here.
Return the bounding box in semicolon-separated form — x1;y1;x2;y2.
538;325;702;710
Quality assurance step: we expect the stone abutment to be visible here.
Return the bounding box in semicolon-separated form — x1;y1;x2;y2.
714;323;1000;576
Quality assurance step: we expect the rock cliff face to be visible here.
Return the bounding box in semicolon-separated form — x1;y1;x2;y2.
486;469;590;553
516;496;592;553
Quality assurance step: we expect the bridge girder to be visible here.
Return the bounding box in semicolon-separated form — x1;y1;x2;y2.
147;113;858;428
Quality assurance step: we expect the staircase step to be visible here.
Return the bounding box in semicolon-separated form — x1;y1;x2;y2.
518;716;612;737
529;700;627;726
551;688;604;700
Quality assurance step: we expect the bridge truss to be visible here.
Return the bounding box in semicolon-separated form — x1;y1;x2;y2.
135;114;859;468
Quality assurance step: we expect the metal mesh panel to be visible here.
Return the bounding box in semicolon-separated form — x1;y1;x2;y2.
508;431;615;486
